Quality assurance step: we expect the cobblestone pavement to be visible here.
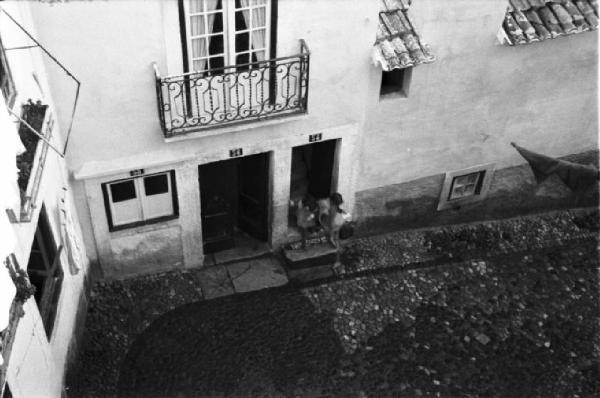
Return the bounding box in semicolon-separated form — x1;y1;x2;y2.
116;237;598;397
67;208;599;398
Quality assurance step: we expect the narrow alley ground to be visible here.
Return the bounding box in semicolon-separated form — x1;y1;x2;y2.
67;208;599;398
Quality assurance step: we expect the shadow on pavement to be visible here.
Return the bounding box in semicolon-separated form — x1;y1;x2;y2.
117;288;343;398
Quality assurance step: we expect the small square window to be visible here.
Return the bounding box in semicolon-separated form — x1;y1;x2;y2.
102;171;178;231
380;67;412;97
448;171;485;200
437;164;495;211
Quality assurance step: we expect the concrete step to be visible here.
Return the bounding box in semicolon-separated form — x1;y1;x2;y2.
287;263;335;283
282;243;338;270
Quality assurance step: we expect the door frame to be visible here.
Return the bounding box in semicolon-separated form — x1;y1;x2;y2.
290;138;341;201
198;150;273;253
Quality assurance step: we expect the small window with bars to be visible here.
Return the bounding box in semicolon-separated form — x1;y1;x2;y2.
437;164;495;211
448;171;485;200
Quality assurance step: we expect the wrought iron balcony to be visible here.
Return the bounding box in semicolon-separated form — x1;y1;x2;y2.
9;101;54;223
154;40;310;138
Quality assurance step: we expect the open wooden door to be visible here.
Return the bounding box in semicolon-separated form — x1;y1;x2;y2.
238;153;269;241
307;139;337;199
199;160;238;254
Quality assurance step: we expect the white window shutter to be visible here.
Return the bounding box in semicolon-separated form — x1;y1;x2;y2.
142;193;173;219
141;173;173;219
112;199;143;226
109;180;143;226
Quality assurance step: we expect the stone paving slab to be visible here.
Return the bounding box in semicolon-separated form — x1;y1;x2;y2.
287;263;335;284
213;242;270;264
283;243;338;269
202;254;216;267
195;265;234;299
227;257;288;293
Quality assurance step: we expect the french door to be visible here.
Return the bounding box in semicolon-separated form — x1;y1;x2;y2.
199;153;269;254
184;0;271;73
182;0;272;122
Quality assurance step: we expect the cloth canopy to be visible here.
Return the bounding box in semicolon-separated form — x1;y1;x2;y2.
511;142;599;192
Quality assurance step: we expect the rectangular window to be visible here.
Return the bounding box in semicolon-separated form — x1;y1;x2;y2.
448;171;485;200
437;163;496;211
182;0;272;73
0;35;17;108
380;67;412;97
26;206;63;339
102;171;179;231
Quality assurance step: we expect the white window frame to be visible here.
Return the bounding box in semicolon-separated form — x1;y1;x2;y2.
0;35;17;109
437;163;496;211
104;171;178;231
183;0;271;73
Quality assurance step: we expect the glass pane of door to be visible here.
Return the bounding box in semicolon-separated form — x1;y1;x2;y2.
185;0;271;122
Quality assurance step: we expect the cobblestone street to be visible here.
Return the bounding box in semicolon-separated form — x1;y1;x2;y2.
68;209;599;398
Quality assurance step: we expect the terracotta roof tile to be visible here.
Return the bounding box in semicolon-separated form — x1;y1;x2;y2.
526;9;553;39
577;0;599;27
563;1;589;29
372;0;435;71
514;10;540;41
501;0;597;45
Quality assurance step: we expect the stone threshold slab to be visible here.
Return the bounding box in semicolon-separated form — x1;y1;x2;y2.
283;244;339;270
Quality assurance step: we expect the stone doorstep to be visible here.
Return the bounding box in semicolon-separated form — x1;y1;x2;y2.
195;265;235;300
287;264;336;284
213;242;271;265
283;243;339;270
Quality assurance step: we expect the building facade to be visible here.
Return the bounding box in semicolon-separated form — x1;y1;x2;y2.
19;0;599;282
0;3;90;397
358;0;598;232
0;0;597;396
27;0;379;278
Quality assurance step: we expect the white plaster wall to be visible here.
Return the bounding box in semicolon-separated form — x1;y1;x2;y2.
360;0;598;191
5;115;85;398
0;3;90;397
24;0;379;275
83;163;187;278
5;301;56;398
83;122;360;278
21;0;598;278
28;0;379;171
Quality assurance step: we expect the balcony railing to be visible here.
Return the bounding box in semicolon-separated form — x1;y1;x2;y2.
154;39;310;138
10;101;54;223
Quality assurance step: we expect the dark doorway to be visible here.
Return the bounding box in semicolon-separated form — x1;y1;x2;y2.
199;153;270;254
238;153;269;241
27;205;63;338
290;140;337;206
